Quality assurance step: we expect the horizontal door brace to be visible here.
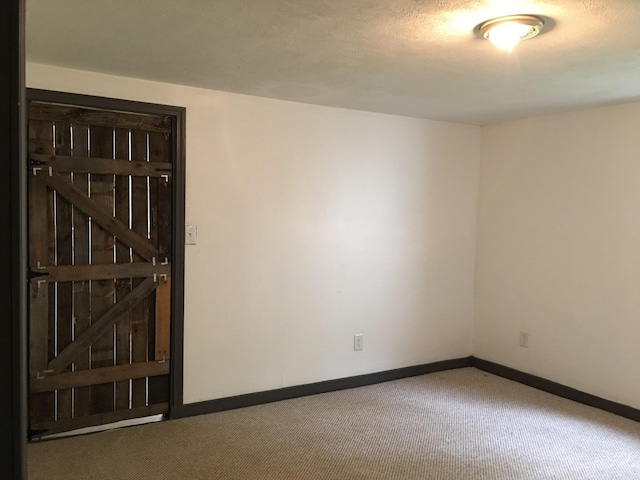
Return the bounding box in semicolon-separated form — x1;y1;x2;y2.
29;262;171;283
30;153;172;177
31;361;170;393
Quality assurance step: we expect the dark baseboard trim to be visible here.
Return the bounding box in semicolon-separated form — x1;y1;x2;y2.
473;357;640;423
170;356;474;419
171;355;639;424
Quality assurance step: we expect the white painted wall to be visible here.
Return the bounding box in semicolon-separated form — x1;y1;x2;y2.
476;102;640;409
27;63;480;404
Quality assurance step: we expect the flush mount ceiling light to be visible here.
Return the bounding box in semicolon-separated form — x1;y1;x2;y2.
479;14;545;53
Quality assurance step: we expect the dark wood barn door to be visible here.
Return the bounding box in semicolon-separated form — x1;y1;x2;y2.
27;100;176;437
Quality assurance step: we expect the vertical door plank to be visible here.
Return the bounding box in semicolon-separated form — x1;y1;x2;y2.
28;179;53;426
72;124;92;419
150;131;172;261
28;119;55;425
27;167;49;373
130;130;150;408
47;175;56;415
27;273;48;377
55;122;73;421
148;131;171;404
154;277;171;361
114;128;132;411
89;126;116;415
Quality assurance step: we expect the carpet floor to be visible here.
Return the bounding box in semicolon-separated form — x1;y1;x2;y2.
28;367;640;479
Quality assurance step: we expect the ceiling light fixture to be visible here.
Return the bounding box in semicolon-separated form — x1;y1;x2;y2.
479;14;545;53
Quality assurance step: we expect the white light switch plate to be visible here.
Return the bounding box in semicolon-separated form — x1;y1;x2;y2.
185;225;197;245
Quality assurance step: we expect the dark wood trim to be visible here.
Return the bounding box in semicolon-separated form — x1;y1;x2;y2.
31;403;169;439
171;356;639;426
27;89;187;420
1;0;26;478
168;106;186;414
473;357;640;422
171;357;474;419
31;361;170;393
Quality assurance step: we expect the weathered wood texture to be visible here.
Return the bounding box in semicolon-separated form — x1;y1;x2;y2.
28;119;55;425
46;173;158;262
30;153;172;177
130;129;151;408
148;131;172;405
28;103;173;436
71;123;91;419
49;278;158;375
31;361;169;393
29;102;171;133
54;121;73;421
155;277;171;361
114;127;132;411
88;125;116;416
37;263;170;282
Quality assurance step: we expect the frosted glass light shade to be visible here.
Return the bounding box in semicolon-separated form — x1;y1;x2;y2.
480;15;545;53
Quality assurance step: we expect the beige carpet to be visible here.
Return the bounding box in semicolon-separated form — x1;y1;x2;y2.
28;368;640;479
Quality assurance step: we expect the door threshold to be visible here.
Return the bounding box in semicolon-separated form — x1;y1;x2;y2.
38;414;164;441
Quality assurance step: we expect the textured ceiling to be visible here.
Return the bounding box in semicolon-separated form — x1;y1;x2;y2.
26;0;640;125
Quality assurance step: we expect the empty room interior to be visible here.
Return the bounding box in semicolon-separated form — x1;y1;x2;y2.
21;0;640;478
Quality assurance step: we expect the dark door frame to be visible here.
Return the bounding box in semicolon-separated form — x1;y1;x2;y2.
1;0;27;479
26;88;187;418
5;4;189;477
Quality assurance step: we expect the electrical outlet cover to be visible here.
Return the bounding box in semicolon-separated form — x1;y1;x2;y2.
354;334;363;351
519;331;529;348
